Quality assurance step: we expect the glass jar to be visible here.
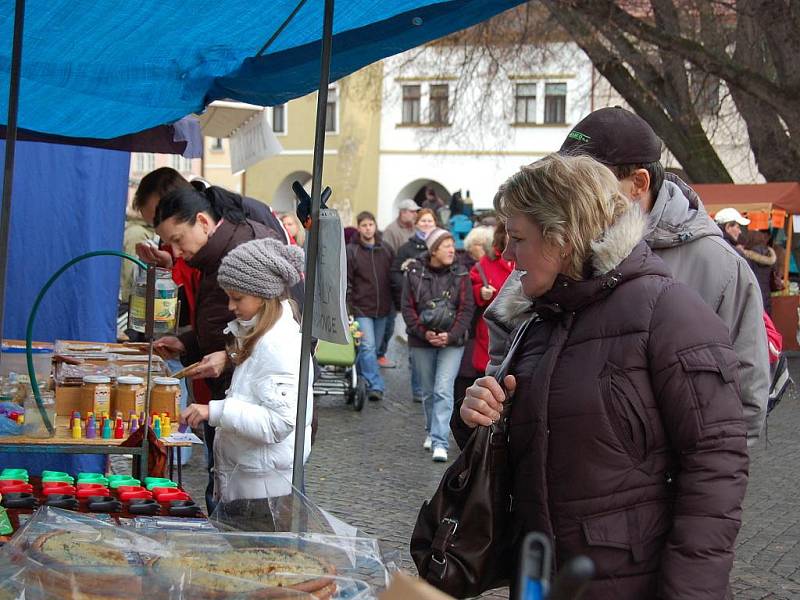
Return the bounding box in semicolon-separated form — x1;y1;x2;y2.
129;268;178;334
113;375;145;418
81;375;111;416
149;376;180;419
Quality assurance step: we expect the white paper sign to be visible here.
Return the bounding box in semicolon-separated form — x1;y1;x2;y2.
311;209;350;345
793;214;800;233
229;110;283;173
163;432;204;444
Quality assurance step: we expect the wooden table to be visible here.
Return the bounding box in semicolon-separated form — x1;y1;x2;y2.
0;416;192;486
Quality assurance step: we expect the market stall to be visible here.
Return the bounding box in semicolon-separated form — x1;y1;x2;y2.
697;182;800;350
0;1;535;597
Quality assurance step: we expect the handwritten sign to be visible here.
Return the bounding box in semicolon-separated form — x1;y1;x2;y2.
229;110;283;173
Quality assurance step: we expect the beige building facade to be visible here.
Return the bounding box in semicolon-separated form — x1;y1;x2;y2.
244;63;383;226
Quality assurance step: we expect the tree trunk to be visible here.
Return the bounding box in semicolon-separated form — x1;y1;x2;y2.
545;2;733;182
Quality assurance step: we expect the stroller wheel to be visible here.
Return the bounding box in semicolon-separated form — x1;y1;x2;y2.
354;377;367;411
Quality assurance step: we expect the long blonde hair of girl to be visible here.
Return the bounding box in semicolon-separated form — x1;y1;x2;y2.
227;293;300;365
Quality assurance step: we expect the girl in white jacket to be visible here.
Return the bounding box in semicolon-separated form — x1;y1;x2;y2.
180;237;313;502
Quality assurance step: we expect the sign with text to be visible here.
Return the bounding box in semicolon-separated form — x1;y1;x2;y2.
311;209;350;345
229;110;283;173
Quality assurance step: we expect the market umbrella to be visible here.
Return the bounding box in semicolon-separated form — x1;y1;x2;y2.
1;0;528;486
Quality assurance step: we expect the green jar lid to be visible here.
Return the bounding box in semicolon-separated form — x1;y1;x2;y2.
41;470;70;479
109;477;140;489
143;477;173;486
0;469;29;481
145;480;177;491
77;474;109;485
42;475;74;484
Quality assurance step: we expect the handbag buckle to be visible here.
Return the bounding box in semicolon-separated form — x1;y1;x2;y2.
441;517;459;536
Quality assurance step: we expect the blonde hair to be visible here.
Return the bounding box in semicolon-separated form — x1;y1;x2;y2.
463;225;494;257
496;154;628;279
227;294;299;365
281;212;306;247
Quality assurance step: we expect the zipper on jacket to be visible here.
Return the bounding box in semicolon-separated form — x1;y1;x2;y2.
370;247;381;317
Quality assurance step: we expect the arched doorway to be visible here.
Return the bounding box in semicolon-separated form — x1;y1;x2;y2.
393;179;450;213
273;171;312;214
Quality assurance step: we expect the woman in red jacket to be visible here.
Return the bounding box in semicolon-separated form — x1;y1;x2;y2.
469;222;513;374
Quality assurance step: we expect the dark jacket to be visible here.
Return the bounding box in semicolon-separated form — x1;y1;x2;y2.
178;218;278;399
485;175;769;446
390;234;428;308
346;238;394;318
401;258;474;348
743;245;776;314
453;209;748;599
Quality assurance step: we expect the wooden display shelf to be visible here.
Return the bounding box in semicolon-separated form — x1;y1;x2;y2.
0;417;193;486
0;416;190;447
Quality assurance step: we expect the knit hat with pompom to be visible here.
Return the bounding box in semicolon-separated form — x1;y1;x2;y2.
218;238;304;299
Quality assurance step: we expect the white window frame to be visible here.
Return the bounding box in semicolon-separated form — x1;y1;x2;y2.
427;82;450;127
543;81;568;125
514;82;538;125
401;83;422;125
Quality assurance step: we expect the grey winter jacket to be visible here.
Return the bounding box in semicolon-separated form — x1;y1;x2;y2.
484;175;769;445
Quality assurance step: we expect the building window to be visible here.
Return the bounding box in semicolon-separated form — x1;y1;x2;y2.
514;83;537;124
272;104;286;133
210;137;223;152
402;84;421;124
134;153;155;173
325;87;337;133
429;84;449;126
170;155;192;173
543;82;567;124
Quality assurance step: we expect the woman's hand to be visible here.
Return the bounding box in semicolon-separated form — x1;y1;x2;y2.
153;336;185;359
480;285;496;301
425;330;446;347
461;375;516;428
135;241;173;268
181;404;209;429
190;351;228;379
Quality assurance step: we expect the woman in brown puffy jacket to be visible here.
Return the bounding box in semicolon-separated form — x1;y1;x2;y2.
456;154;749;599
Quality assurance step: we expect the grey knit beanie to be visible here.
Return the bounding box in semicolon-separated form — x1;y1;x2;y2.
218;238;305;299
426;228;453;253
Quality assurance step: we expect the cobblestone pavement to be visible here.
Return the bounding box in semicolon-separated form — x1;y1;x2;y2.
178;342;800;599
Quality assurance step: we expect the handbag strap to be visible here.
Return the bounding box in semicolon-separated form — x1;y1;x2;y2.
475;263;489;288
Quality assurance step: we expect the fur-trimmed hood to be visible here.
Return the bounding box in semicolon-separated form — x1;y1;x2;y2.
485;205;664;328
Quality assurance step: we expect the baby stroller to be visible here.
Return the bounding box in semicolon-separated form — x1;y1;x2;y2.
313;319;366;411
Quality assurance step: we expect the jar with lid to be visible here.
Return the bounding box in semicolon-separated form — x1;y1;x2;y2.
81;376;111;416
113;375;145;418
129;268;178;334
149;377;180;418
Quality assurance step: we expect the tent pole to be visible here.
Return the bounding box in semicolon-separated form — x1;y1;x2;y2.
0;0;26;358
292;0;334;494
784;213;793;285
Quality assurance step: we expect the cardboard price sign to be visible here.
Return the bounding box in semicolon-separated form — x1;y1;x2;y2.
311;209;350;345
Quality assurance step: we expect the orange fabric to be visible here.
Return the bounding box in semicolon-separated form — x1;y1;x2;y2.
771;209;786;229
746;211;769;231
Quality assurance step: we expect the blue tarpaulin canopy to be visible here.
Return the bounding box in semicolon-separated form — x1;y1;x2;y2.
0;0;525;139
0;0;526;483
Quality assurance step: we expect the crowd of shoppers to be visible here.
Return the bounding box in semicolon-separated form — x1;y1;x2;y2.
124;103;784;599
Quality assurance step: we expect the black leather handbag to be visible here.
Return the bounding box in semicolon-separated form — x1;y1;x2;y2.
419;291;457;332
410;393;514;598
